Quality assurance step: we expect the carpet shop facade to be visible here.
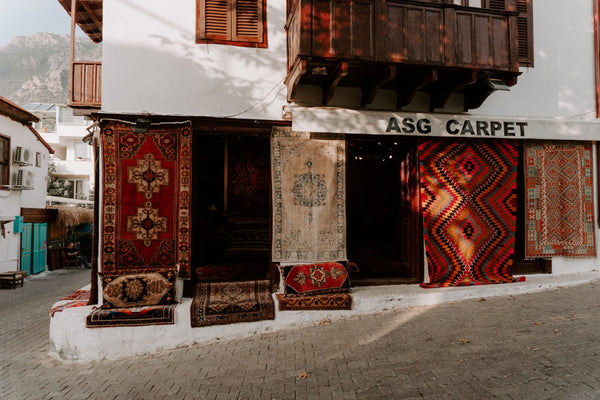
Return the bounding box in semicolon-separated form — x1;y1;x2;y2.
50;0;600;355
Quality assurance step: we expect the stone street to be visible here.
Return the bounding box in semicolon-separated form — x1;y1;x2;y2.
1;269;599;400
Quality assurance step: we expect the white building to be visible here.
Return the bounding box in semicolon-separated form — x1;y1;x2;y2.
0;96;53;274
26;103;94;205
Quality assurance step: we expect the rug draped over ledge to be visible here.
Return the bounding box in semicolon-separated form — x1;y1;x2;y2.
86;304;177;328
100;121;192;279
190;280;275;327
419;139;524;288
271;127;346;262
524;141;596;258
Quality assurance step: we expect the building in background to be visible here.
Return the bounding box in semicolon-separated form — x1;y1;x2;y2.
0;96;53;275
25;103;94;207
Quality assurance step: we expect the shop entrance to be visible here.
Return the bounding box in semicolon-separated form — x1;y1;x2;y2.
190;134;271;288
346;136;423;284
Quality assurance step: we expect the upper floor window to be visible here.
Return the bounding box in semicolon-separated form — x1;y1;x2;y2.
196;0;268;48
0;135;9;186
487;0;534;67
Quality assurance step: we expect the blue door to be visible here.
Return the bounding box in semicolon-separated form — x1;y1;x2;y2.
20;223;32;274
32;223;47;275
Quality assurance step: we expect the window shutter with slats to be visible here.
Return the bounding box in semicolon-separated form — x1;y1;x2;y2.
233;0;263;43
197;0;267;48
486;0;533;67
203;0;229;41
516;0;533;66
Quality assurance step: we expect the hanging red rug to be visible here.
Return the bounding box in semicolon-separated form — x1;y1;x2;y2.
101;121;192;279
419;139;524;288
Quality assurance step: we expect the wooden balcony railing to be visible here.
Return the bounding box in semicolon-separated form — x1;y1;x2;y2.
70;61;102;108
285;0;521;110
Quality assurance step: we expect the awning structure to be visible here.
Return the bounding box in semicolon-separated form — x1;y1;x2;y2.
48;205;94;227
57;0;103;43
288;106;600;142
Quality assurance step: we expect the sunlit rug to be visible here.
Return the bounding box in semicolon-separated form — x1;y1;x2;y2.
419;139;524;288
191;280;274;327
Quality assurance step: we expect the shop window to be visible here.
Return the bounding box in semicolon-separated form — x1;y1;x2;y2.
196;0;268;48
0;135;10;186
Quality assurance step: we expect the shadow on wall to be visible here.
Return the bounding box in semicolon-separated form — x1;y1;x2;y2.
102;1;287;120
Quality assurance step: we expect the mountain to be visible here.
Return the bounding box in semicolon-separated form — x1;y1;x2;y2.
0;32;101;106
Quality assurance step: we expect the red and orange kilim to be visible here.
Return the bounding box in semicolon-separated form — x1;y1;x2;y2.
419;139;524;288
101;121;192;279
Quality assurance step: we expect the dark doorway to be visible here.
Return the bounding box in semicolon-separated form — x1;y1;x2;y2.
190;134;271;287
346;136;423;285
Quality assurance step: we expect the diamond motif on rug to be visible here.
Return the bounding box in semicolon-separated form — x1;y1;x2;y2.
419;139;524;288
100;122;192;278
524;142;596;258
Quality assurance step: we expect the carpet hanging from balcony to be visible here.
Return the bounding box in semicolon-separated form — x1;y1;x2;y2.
100;121;192;279
419;139;524;288
190;280;275;327
524;141;596;258
271;127;346;262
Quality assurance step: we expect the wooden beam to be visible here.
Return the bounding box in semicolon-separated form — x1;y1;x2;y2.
429;71;477;111
396;69;438;109
69;0;77;105
78;1;103;37
284;58;307;102
322;61;349;105
361;66;396;107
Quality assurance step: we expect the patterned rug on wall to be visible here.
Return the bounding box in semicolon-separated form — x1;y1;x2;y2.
271;127;346;262
524;141;596;258
419;139;524;288
191;280;275;327
86;304;177;328
100;121;192;279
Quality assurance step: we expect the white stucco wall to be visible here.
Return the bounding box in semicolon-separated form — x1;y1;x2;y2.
0;115;51;272
476;0;596;119
101;0;287;120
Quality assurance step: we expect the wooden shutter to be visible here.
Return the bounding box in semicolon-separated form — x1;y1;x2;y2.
197;0;266;47
233;0;263;43
516;0;533;66
204;0;229;40
486;0;533;67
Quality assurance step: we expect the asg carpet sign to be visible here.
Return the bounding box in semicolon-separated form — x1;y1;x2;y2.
291;107;600;141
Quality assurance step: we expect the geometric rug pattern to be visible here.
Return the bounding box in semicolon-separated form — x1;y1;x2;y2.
191;280;274;327
100;121;192;279
419;139;524;288
524;141;596;258
271;127;346;262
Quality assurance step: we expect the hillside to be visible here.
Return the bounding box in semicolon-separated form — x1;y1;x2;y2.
0;32;101;106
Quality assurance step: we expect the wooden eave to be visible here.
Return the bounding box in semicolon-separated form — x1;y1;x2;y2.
58;0;103;43
0;96;40;125
27;126;55;154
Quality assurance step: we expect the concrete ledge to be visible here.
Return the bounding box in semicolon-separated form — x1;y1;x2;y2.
49;271;600;362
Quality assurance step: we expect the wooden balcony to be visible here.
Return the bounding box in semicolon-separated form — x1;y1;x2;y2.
69;61;102;109
285;0;521;110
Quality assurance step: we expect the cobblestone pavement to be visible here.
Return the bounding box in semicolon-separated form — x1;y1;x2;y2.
1;269;600;400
